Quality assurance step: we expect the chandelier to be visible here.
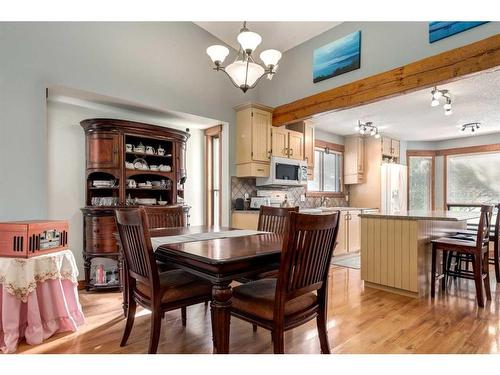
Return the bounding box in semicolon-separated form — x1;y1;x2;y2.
354;120;380;138
206;22;282;93
430;86;452;116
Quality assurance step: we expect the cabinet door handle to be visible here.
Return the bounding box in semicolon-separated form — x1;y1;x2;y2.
267;150;271;159
257;168;264;172
290;148;294;156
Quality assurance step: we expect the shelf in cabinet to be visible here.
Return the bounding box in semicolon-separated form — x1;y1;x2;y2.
126;187;171;191
89;187;119;190
125;151;172;158
126;170;175;178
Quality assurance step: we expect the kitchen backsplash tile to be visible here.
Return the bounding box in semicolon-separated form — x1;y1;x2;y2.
231;176;347;208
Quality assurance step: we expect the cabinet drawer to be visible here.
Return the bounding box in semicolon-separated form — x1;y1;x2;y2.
85;238;118;253
236;162;270;177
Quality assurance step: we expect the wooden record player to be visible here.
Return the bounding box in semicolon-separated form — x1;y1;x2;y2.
0;220;69;258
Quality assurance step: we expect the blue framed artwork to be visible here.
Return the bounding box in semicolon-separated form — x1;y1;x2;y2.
313;31;361;83
429;22;488;43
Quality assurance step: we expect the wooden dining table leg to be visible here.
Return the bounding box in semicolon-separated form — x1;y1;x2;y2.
210;282;232;354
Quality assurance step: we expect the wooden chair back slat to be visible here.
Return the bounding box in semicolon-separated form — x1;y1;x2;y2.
276;212;339;305
115;208;159;289
476;205;494;249
257;206;299;234
143;206;185;229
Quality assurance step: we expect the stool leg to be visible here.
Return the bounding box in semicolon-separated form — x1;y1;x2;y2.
431;244;437;299
441;250;448;292
483;250;492;301
447;252;454;279
472;254;485;308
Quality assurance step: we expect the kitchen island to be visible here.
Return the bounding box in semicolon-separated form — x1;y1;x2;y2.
359;210;479;298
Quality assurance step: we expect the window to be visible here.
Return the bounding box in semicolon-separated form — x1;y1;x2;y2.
447;152;500;204
408;156;433;211
205;125;222;226
307;148;342;193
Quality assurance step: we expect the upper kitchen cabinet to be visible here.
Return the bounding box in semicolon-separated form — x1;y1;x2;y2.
235;103;273;177
344;135;364;184
284;120;314;167
381;136;400;161
271;127;304;160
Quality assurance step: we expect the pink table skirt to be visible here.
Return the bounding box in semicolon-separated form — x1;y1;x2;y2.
0;279;85;353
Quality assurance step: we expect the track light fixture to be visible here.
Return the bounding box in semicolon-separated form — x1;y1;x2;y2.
461;122;480;134
430;86;452;115
354;120;380;138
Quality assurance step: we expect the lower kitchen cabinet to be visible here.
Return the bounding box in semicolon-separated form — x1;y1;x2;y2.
334;210;361;255
231;212;259;230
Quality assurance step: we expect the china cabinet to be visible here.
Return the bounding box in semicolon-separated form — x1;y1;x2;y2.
80;118;190;291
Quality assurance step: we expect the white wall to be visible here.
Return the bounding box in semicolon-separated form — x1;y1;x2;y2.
0;22;258;224
47;100;206;276
257;21;500;107
315;129;345;145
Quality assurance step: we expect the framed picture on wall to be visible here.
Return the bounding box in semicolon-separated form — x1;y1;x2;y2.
313;30;361;83
429;22;488;43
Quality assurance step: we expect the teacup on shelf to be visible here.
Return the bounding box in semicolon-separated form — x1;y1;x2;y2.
126;144;133;152
134;142;145;153
146;146;155;155
159;165;171;172
125;161;134;169
149;165;159;171
157;146;165;156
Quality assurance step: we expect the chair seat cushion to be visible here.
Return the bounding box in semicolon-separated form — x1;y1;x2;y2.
231;278;317;321
136;269;212;304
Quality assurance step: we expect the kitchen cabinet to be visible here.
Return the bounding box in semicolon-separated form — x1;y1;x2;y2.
381;136;400;160
271;127;304;160
271;126;289;158
231;212;259;230
286;120;315;178
334;209;361;255
235;103;273;177
344;135;364;184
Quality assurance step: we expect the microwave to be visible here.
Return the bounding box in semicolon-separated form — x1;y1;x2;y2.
256;156;308;187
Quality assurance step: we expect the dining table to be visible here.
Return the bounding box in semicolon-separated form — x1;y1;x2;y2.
149;225;283;354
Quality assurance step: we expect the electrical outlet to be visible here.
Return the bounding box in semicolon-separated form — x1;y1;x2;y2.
300;194;306;202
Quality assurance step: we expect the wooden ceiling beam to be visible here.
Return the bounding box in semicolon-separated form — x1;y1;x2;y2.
272;34;500;126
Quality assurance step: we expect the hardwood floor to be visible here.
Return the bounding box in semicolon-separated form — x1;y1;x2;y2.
14;265;500;354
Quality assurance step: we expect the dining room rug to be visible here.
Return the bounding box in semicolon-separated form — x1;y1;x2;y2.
331;252;360;269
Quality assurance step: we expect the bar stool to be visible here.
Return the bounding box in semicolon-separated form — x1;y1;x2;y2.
447;203;500;283
431;205;493;307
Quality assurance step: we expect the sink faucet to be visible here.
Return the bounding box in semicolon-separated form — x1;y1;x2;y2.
320;196;330;207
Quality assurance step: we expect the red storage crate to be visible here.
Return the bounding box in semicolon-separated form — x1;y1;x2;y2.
0;220;68;258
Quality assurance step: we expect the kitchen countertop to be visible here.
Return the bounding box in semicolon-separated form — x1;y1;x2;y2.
232;207;378;214
359;210;480;221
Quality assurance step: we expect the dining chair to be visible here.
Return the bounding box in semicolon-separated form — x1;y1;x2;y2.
431;205;493;307
143;205;185;229
230;211;340;354
115;208;212;354
446;203;500;283
252;206;300;279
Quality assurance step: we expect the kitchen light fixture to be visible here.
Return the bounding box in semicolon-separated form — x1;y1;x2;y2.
206;22;282;93
461;122;481;133
355;120;380;138
430;86;453;115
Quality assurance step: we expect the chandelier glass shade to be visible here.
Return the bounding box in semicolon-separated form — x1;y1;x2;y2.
206;22;282;93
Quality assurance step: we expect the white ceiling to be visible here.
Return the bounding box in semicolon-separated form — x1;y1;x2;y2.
194;22;342;53
311;69;500;141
